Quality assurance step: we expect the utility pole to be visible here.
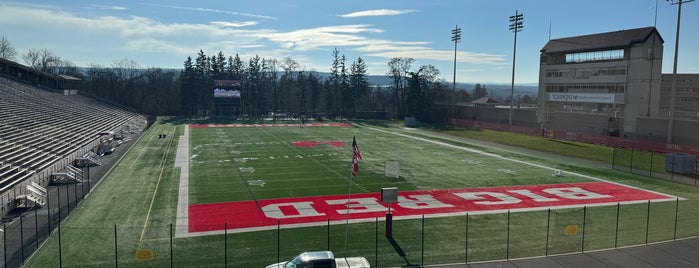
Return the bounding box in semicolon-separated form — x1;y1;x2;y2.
509;10;523;126
451;25;462;121
666;0;694;144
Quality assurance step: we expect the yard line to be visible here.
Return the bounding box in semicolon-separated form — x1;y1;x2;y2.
365;126;682;200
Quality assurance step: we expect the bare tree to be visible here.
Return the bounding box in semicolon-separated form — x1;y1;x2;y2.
0;36;17;60
22;48;61;73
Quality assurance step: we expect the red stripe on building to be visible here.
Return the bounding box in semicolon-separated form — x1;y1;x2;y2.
188;181;675;233
189;123;352;128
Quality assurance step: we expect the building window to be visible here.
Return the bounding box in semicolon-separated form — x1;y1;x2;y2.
565;49;624;63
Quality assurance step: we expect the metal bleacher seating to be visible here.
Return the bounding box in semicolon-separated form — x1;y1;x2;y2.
0;76;144;193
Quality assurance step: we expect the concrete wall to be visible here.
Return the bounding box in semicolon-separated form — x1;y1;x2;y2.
436;103;699;146
636;117;699;145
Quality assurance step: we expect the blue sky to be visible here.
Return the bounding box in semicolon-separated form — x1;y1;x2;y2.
0;0;697;84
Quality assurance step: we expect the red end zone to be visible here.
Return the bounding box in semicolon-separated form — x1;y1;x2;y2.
188;182;676;234
189;123;352;128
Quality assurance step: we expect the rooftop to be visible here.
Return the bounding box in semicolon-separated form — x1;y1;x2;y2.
540;26;663;54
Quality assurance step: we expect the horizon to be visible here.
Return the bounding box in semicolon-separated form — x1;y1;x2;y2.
0;0;697;84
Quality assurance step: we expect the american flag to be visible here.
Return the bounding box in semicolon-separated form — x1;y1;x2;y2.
351;136;362;176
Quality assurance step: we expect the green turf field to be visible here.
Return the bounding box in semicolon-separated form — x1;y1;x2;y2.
25;120;699;267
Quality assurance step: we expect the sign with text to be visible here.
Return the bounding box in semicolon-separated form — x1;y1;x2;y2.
549;93;616;104
188;182;675;234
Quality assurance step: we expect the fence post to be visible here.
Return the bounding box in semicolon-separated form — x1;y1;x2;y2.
277;220;280;266
649;151;654;177
645;200;651;244
375;217;378;268
224;222;228;268
465;213;469;264
581;206;586;253
506;210;510;260
674;198;679;240
327;219;330;251
612;147;616;169
170;223;173;268
57;185;62;221
671;155;675;181
630;148;634;173
114;225;118;268
3;224;6;268
20;215;24;264
614;203;620;248
65;186;70;212
421;215;425;267
35;208;39;250
47;189;52;233
82;168;86;199
74;182;78;203
545;209;550;256
58;223;62;267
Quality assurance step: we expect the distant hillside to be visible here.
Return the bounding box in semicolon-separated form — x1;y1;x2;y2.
361;74;538;97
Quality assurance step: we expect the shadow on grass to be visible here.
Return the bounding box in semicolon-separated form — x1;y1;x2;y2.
387;236;420;267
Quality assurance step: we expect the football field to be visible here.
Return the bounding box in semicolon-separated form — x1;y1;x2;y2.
25;121;699;267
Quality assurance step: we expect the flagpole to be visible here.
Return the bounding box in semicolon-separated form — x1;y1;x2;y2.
344;171;352;250
345;136;361;249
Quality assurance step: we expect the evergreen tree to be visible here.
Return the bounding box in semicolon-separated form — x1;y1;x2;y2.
472;83;488;100
349;57;369;115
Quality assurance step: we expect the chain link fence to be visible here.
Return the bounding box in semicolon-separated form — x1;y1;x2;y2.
5;196;699;267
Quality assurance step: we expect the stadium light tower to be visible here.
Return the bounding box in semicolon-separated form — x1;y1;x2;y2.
451;25;462;120
508;10;523;126
666;0;694;144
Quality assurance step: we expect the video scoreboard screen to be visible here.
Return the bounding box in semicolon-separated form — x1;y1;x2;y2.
213;80;241;98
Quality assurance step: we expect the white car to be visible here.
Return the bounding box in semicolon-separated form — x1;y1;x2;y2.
266;251;370;268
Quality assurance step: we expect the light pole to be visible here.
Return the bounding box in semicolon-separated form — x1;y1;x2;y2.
509;10;523;126
451;25;462;121
666;0;693;144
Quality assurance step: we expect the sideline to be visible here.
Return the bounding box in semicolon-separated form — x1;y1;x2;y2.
174;125;190;238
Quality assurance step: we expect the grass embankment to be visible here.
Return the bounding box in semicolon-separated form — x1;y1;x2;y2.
438;127;671;175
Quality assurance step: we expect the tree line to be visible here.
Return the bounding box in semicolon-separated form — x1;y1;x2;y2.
1;35;522;121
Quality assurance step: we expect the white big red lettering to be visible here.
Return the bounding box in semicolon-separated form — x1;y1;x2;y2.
261;201;325;219
397;195;455;209
326;198;386;214
454;192;521;205
543;187;612;200
507;190;558;202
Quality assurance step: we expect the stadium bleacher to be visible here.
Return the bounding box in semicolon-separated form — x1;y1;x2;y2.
0;76;145;209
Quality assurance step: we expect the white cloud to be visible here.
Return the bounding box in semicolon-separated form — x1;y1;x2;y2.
255;25;383;51
0;4;506;73
369;50;506;65
211;21;259;28
340;9;416;18
141;3;277;20
88;4;127;10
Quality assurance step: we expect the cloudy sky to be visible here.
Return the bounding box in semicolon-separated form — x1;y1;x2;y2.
1;0;697;84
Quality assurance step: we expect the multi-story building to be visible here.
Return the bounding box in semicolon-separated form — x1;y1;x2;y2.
537;27;664;137
660;73;699;119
